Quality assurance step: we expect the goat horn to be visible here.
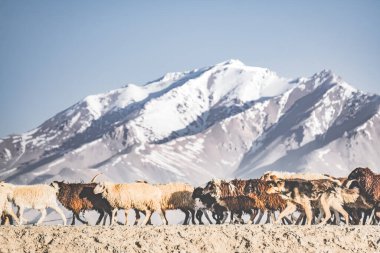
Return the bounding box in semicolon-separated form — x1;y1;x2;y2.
90;173;103;183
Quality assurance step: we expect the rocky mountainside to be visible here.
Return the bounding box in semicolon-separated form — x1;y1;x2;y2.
1;60;379;185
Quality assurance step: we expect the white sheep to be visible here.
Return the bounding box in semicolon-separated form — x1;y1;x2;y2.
0;182;66;225
93;181;165;225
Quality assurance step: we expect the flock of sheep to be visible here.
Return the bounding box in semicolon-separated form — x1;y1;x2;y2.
0;167;379;226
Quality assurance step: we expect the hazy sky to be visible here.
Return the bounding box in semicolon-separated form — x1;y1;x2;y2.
1;0;379;138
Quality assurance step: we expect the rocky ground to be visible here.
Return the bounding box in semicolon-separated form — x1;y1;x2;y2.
0;225;379;253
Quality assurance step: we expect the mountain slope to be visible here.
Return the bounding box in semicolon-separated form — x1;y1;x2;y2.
0;60;379;185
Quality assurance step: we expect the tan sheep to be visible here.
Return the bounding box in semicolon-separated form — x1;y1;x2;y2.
155;182;195;225
261;171;341;184
93;182;165;225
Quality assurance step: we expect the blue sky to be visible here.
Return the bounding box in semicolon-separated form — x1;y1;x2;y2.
1;0;379;138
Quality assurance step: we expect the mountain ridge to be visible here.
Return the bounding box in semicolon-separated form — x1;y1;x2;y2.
0;60;379;185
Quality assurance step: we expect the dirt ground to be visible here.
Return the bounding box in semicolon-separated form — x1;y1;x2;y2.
0;224;379;253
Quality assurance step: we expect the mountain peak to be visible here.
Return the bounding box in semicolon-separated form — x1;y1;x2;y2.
216;59;245;67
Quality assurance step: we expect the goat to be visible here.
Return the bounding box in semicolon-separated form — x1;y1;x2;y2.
0;182;66;225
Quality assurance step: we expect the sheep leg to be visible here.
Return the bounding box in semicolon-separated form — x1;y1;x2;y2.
333;210;340;225
237;211;244;224
158;209;168;225
75;213;88;225
182;209;190;225
247;209;256;224
212;212;219;223
315;208;324;224
71;212;76;225
251;209;259;222
95;210;105;225
50;204;67;226
201;210;212;224
332;205;349;225
4;204;19;225
110;209;118;225
367;208;375;225
350;209;360;225
276;203;297;225
36;209;47;225
300;201;313;226
141;210;152;225
247;209;255;224
295;213;304;225
17;207;25;225
290;213;297;223
255;210;265;224
124;210;128;225
221;211;228;224
283;217;293;225
189;209;196;225
134;209;141;225
196;210;204;225
271;211;276;224
105;210;112;226
265;211;272;224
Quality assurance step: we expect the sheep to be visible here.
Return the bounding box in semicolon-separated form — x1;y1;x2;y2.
242;179;296;224
50;181;113;225
192;187;236;224
202;179;266;224
261;171;341;184
192;187;215;224
93;182;165;225
132;182;197;225
347;167;380;224
203;179;296;224
217;195;263;224
0;185;19;225
154;182;196;225
0;182;66;225
347;167;380;204
343;176;376;224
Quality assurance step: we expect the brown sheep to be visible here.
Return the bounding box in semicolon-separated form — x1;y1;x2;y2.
203;179;270;224
243;179;295;224
51;181;113;225
348;167;380;205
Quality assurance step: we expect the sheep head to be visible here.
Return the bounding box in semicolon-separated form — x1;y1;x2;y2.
192;187;204;199
348;167;373;180
348;167;375;189
93;182;108;195
266;179;285;194
260;172;273;181
244;180;258;195
202;179;222;197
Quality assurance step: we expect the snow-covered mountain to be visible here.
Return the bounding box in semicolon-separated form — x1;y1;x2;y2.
1;59;379;185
